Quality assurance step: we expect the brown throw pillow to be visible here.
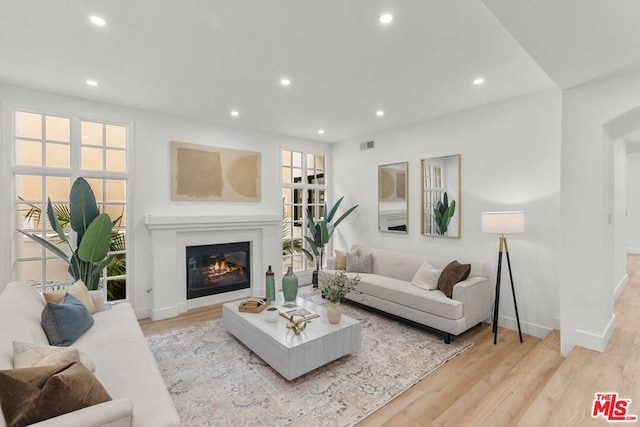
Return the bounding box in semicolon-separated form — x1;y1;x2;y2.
0;362;111;427
437;261;471;298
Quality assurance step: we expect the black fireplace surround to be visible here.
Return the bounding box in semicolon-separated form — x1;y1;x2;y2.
186;241;250;300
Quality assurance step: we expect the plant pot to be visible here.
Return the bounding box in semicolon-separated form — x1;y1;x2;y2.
327;302;342;324
264;307;279;323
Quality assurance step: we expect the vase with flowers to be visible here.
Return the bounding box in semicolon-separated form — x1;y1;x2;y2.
320;271;361;324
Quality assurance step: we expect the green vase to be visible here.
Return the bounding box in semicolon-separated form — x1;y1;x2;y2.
282;266;298;302
265;265;275;301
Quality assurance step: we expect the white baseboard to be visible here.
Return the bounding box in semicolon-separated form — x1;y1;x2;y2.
627;247;640;255
575;314;616;353
553;316;561;330
497;315;553;339
151;305;180;321
614;274;629;300
134;307;151;320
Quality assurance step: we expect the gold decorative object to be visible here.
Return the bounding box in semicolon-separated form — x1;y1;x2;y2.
286;314;307;335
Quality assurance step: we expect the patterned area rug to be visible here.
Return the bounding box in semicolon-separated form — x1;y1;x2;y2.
147;290;472;427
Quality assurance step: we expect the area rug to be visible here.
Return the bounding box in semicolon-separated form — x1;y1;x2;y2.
147;291;472;427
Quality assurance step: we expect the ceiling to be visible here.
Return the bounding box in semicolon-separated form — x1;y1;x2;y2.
0;1;639;143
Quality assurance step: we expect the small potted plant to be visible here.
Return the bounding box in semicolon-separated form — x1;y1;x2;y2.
320;271;360;324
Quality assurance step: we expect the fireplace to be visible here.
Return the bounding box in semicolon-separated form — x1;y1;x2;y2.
186;241;251;299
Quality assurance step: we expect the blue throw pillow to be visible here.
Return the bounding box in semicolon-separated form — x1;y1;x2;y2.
41;293;94;347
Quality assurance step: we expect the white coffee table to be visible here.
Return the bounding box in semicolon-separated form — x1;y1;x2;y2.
222;295;362;380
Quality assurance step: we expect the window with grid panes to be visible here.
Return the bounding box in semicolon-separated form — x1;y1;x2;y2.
13;110;129;300
422;163;443;235
282;150;326;274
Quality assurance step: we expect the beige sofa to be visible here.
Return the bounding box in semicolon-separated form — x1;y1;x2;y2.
0;282;180;427
325;244;491;343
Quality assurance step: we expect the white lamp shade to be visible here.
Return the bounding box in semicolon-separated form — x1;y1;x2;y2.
481;211;525;234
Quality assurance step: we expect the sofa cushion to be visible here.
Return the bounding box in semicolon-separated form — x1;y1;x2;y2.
438;261;471;298
341;272;463;320
346;253;373;273
350;244;488;281
0;362;111;427
44;280;97;315
335;249;359;270
0;283;49;370
41;293;94;347
13;341;96;373
411;260;441;290
73;302;181;426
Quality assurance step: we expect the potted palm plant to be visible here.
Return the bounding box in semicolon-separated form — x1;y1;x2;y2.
17;177;117;291
19;197;126;299
302;196;358;287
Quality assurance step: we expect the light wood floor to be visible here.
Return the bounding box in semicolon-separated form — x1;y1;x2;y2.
140;256;640;426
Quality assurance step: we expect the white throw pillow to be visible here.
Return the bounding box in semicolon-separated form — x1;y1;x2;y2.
13;341;96;373
411;260;441;290
89;290;110;313
346;253;373;273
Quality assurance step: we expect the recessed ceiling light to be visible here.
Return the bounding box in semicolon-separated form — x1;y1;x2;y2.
230;110;239;117
318;129;325;135
473;77;485;86
86;80;98;87
379;13;393;24
280;78;291;86
376;110;385;117
89;16;106;26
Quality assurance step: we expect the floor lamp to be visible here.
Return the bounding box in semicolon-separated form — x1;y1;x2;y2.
481;211;524;345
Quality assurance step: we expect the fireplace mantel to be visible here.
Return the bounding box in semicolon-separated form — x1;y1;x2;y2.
144;214;281;230
144;213;281;320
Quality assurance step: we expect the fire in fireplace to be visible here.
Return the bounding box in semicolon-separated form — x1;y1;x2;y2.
186;241;251;299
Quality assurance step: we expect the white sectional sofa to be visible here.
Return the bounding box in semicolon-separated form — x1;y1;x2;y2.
0;282;180;427
324;244;492;343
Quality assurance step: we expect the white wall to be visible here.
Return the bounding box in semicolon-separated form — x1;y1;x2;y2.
628;153;640;254
332;88;562;338
561;72;640;355
0;84;330;317
613;138;628;298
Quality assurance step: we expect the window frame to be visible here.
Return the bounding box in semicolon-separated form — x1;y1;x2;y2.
281;149;327;274
10;107;132;300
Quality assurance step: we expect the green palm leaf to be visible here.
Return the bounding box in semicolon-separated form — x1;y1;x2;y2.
70;177;99;242
78;213;113;262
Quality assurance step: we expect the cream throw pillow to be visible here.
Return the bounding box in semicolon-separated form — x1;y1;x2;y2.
335;249;359;270
13;341;96;373
44;280;97;314
411;260;441;291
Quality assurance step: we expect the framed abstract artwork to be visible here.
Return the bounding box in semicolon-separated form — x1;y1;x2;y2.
170;141;261;202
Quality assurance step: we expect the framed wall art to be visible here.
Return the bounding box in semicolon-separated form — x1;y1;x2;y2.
171;141;261;202
378;161;408;233
421;154;460;238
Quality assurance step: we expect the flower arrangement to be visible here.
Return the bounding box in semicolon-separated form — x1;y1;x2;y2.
320;270;361;303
